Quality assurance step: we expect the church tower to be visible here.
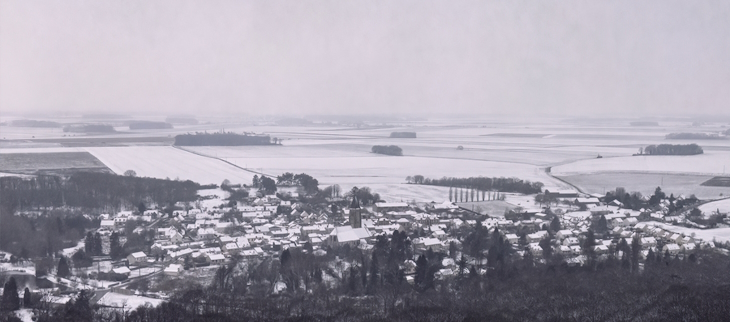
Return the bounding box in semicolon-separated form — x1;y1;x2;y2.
348;195;362;228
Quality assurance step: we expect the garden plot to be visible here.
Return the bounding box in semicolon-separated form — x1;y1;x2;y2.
85;146;254;185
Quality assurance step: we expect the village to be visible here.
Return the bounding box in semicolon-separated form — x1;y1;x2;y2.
3;179;729;317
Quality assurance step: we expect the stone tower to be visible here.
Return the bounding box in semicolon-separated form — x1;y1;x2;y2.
348;195;362;228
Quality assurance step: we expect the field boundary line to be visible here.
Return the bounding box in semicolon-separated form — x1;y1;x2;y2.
171;145;274;177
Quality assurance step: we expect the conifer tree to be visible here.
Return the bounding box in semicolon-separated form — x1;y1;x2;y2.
1;277;20;311
23;287;31;308
57;256;71;278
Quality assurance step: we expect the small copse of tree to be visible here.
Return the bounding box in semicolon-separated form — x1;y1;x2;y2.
371;145;403;156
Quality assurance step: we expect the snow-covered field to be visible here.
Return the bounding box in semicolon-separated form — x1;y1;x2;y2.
552;152;730;176
96;292;164;309
84;146;255;185
698;198;730;215
3;118;729;202
558;173;730;199
187;146;569;190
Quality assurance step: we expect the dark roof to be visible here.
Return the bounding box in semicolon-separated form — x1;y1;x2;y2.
350;195;360;209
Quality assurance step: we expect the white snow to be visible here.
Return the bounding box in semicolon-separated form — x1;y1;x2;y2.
84;146;255;185
698;198;730;215
96;292;164;309
552;152;730;176
650;222;730;243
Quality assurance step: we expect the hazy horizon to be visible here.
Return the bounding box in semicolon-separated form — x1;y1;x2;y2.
1;0;729;118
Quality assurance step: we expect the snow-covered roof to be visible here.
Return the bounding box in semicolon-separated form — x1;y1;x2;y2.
130;252;146;258
208;253;225;261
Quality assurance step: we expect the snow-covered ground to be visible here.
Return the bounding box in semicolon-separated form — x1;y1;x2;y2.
61;241;84;258
3;119;729;204
698;198;730;215
96;292;164;309
0;262;35;275
14;308;34;322
84;146;255;185
552;152;730;176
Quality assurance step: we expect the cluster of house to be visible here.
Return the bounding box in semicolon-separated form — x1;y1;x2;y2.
91;190;728;282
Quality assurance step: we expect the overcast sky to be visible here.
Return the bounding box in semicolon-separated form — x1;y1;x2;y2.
1;0;729;117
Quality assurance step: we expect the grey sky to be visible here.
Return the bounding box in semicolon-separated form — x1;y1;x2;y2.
1;0;729;117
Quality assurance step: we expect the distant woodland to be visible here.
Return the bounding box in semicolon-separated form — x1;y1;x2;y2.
165;116;198;125
174;132;277;146
0;172;200;212
371;145;403;156
629;121;659;126
10;120;61;128
408;175;544;194
129;121;173;130
665;132;726;140
701;176;730;187
0;173;202;258
63;124;116;133
640;143;703;155
389;132;417;138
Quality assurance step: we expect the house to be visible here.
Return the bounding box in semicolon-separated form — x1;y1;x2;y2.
414;237;444;252
100;220;116;230
574;198;600;206
545;189;578;198
505;234;519;244
374;202;409;213
641;237;657;248
207;253;226;265
593;245;609;254
164;264;183;276
612;218;625;227
556;230;574;240
327;226;373;247
127;252;147;265
197;228;216;240
112;266;131;276
527;231;548;243
563;237;580;246
559;245;572;256
663;243;681;256
682;243;696;252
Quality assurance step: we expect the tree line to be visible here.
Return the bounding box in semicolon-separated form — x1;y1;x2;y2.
9;119;61;128
407;175;543;194
0;172;201;213
389;132;416;138
62;124;116;133
174;132;278;146
639;143;703;155
371;145;403;156
128;121;173;130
